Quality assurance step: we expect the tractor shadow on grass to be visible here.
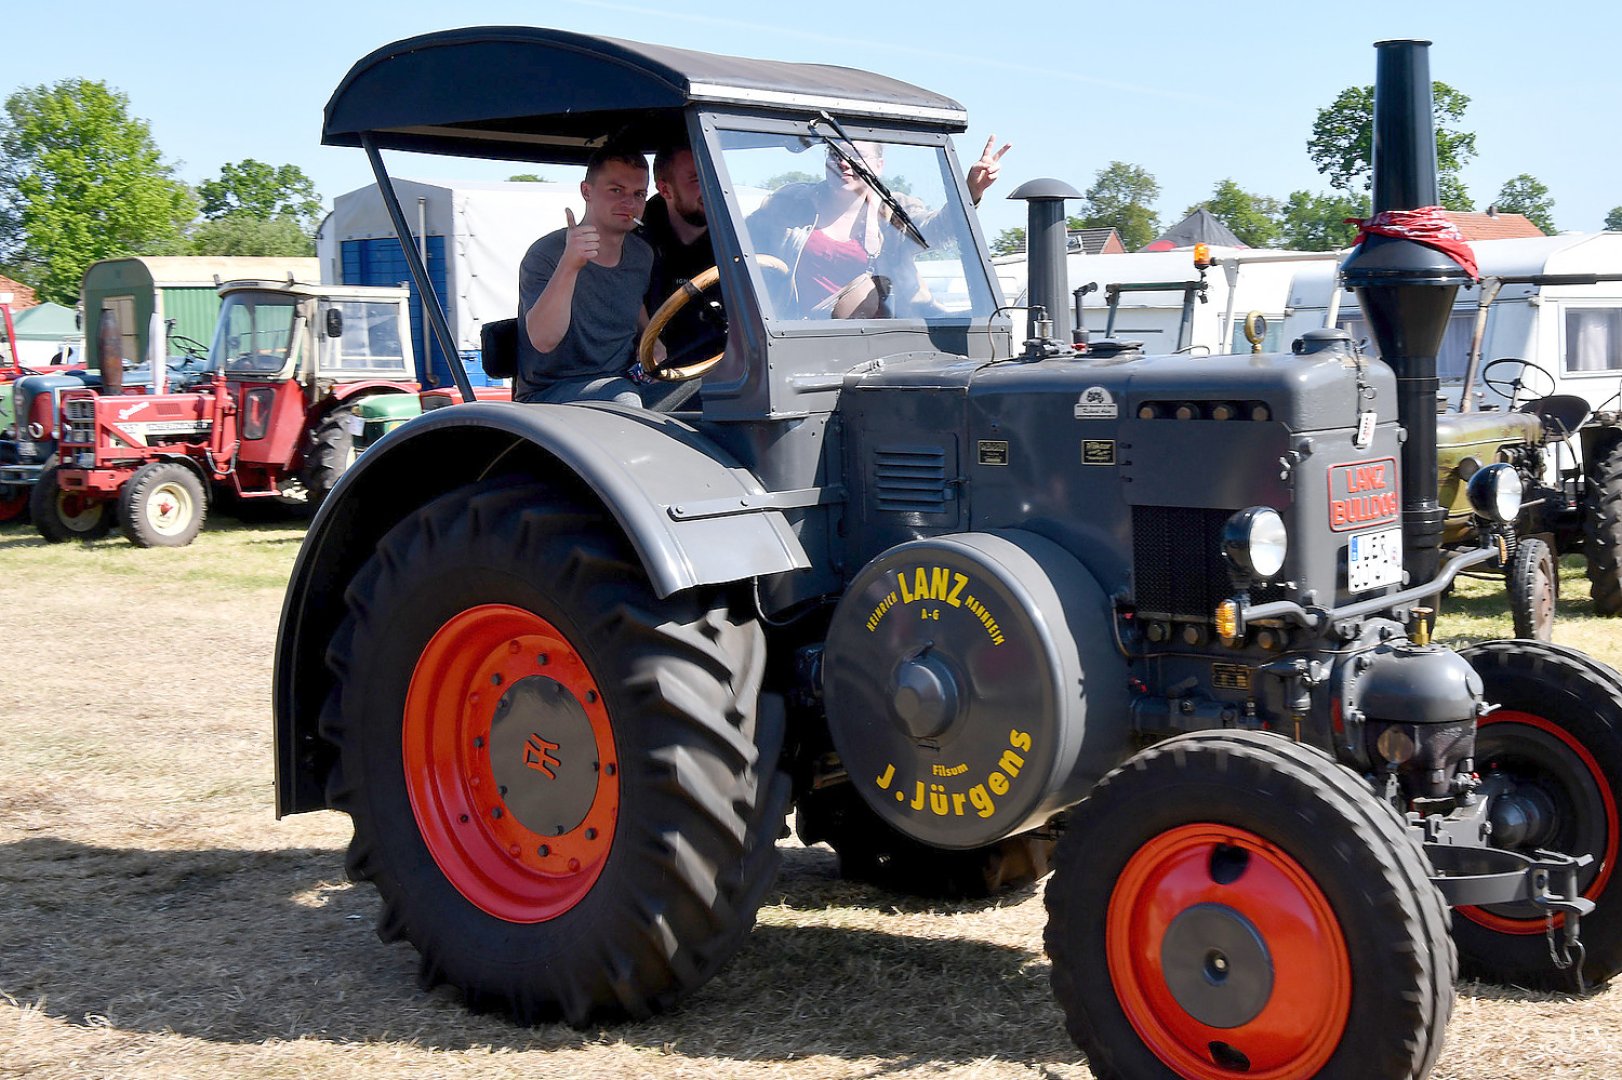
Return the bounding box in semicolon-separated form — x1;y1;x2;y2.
0;837;1081;1068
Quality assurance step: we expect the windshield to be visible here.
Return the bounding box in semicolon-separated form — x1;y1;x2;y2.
321;300;410;376
718;130;997;323
211;292;298;375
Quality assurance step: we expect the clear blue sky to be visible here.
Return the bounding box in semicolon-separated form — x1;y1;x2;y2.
9;1;1619;241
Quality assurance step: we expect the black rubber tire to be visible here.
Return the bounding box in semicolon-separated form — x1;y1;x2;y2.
0;485;28;524
795;782;1054;899
1508;536;1557;641
1457;639;1622;990
118;461;207;548
1045;730;1454;1080
1584;442;1622;615
303;407;357;510
319;477;787;1024
30;464;113;543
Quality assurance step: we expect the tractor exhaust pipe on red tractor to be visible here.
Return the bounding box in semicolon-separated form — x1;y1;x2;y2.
1339;39;1475;600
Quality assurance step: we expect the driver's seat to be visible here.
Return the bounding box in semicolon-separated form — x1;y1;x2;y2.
1518;394;1591;442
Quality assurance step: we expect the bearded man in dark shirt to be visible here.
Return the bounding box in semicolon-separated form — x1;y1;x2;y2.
639;146;727;369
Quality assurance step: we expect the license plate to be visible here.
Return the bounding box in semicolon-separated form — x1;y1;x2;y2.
1348;527;1403;592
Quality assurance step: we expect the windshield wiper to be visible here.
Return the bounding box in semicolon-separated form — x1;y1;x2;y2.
809;112;929;250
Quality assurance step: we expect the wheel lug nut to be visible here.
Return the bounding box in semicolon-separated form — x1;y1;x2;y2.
538;844;550;857
473;736;485;749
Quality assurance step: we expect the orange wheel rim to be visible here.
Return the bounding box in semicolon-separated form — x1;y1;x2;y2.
1106;824;1351;1079
403;604;618;922
1458;709;1617;935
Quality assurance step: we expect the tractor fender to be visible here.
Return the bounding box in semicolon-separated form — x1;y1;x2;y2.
325;380;418;405
274;399;810;816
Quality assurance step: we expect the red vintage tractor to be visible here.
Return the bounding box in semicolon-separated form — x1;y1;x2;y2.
44;279;420;546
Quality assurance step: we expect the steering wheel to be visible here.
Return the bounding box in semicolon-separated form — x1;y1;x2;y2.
1481;356;1558;407
169;334;211;360
638;256;788;381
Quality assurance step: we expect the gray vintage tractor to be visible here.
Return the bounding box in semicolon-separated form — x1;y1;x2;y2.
274;31;1622;1079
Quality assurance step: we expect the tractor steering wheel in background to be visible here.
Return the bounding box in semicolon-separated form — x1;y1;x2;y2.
169;334;211;360
1481;356;1558;408
637;256;788;381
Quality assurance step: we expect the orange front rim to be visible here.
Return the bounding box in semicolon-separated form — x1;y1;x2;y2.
1106;824;1351;1079
1458;709;1617;935
403;604;618;922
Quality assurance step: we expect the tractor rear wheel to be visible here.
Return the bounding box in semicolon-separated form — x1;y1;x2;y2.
1456;640;1622;990
1507;535;1557;640
320;477;787;1024
303;407;357;510
31;464;113;542
119;461;207;548
1583;443;1622;615
796;782;1054;899
1045;730;1453;1080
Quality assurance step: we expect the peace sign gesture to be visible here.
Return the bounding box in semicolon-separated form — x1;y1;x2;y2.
966;134;1012;205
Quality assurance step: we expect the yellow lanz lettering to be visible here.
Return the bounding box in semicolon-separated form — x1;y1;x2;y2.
896;566;974;606
866;589;900;632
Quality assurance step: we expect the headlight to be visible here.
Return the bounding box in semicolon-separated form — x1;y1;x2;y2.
1222;506;1288;582
1466;462;1522;524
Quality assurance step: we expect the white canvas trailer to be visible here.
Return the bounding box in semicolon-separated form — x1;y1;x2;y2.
989;246;1338;351
1280;233;1622;414
317;179;586;386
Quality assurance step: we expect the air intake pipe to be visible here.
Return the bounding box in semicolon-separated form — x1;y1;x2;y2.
1339;39;1473;597
1008;178;1081;347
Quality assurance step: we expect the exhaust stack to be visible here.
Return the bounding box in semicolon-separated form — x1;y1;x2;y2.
1008;178;1081;346
1339;39;1473;594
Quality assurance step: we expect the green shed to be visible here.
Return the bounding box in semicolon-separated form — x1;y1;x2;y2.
81;256;318;368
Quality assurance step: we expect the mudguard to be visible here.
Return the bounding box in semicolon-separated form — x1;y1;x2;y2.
274;400;810;815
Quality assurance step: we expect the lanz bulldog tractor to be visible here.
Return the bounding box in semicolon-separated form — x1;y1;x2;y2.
274;31;1622;1079
48;279;419;546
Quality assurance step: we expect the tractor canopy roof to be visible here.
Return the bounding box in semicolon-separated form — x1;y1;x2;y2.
322;26;968;164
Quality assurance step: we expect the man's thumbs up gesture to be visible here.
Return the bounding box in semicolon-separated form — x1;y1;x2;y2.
561;207;600;270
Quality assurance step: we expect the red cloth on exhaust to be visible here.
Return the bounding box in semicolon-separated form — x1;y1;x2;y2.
1344;206;1479;280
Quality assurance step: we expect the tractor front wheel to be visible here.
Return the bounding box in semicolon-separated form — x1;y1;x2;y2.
303;407;357;510
796;782;1054;899
120;461;207;548
1507;535;1557;640
320;477;787;1023
30;465;113;543
1457;640;1622;989
1045;730;1453;1080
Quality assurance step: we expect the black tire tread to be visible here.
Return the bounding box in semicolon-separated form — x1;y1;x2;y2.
1584;442;1622;615
320;477;784;1025
30;464;112;543
1508;535;1557;641
303;406;356;509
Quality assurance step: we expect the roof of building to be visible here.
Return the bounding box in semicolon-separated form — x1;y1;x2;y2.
1069;228;1126;255
0;275;39;310
1443;209;1546;241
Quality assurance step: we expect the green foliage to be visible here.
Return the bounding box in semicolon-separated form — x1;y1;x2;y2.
1069;161;1160;251
188;214;314;257
1307;82;1477;207
1183;179;1280;248
0;79;195;304
1493;174;1556;234
1277;190;1369;251
763;170;820;191
1607;206;1622;232
507;173;552;183
990;226;1025;256
197;159;322;227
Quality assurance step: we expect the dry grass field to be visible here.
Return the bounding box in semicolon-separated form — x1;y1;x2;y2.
1;517;1619;1079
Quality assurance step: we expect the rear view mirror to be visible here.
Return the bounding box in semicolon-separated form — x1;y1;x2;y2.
325;308;345;338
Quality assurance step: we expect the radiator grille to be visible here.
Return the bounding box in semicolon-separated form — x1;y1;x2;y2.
871;445;950;514
1133;506;1284;620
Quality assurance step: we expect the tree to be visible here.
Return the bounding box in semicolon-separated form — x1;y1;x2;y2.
1069;161;1160;251
1307;82;1478;208
762;170;820;191
1493;174;1556;234
990;226;1025;256
0;79;195;304
188;215;314;257
1277;190;1369;251
1607;207;1622;232
1183;179;1281;248
507;173;552;183
196;159;322;228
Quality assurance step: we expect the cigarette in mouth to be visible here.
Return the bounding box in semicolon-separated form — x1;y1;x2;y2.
631;216;645;227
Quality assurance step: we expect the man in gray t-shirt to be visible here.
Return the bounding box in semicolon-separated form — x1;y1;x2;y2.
517;146;663;404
